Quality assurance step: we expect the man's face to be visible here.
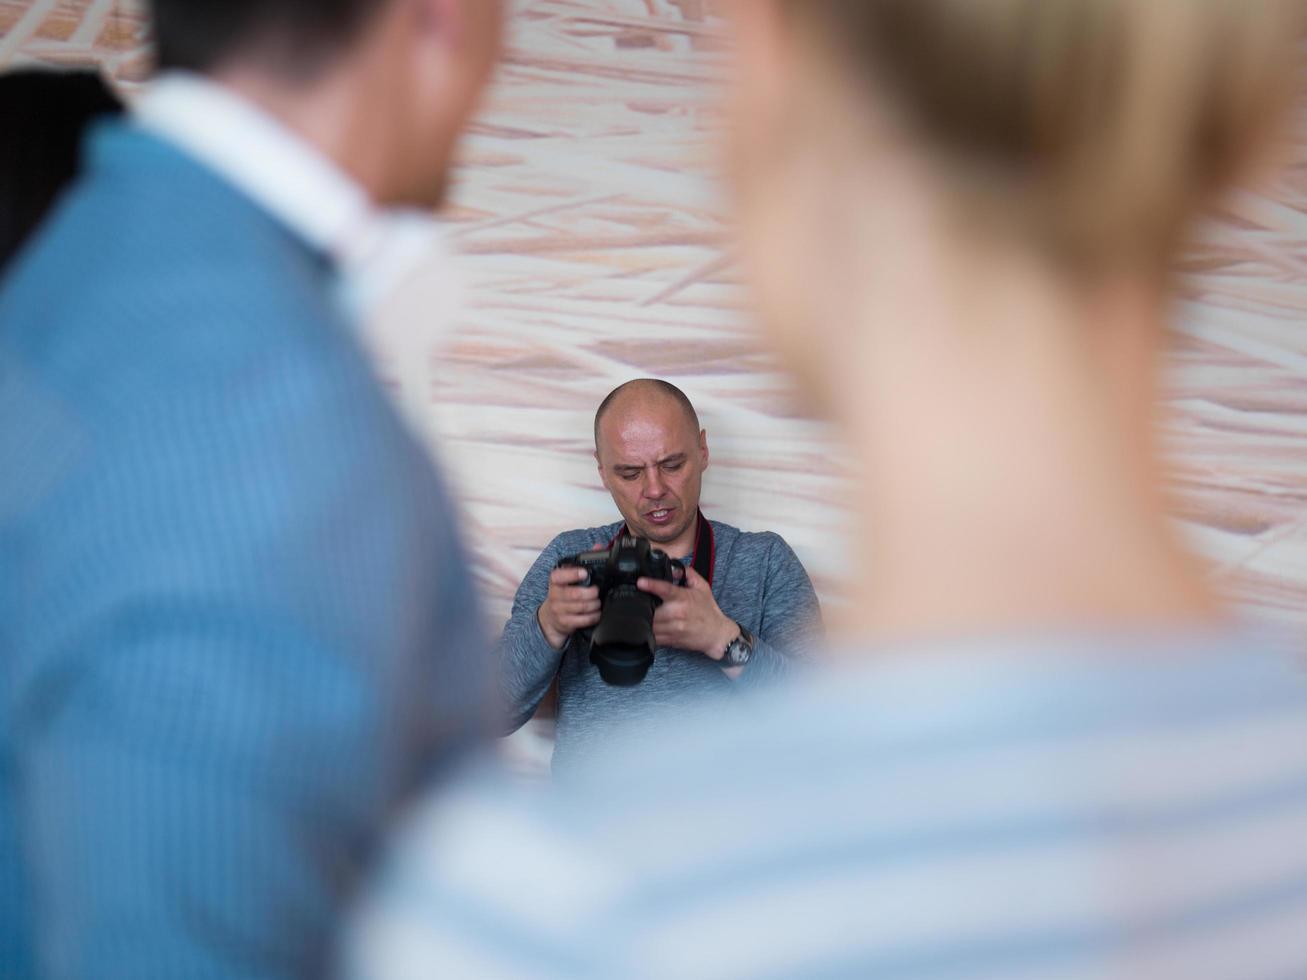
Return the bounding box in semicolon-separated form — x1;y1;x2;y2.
596;398;709;553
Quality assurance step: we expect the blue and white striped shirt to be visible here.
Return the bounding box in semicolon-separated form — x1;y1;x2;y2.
347;628;1307;979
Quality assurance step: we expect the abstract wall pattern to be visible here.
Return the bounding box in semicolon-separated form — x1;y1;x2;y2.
4;0;1306;640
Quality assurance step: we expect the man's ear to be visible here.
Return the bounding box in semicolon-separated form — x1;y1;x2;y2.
699;428;710;469
413;0;456;41
595;449;609;490
414;0;504;61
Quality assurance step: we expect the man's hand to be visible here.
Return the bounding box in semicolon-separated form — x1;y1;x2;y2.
537;567;601;650
638;566;740;667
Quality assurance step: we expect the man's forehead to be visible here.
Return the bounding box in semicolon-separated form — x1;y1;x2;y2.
598;400;696;459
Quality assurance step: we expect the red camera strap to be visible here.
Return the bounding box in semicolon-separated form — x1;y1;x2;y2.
608;509;715;588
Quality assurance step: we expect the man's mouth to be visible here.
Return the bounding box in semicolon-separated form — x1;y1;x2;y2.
645;508;675;525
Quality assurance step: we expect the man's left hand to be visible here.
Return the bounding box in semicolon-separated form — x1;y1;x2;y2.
637;566;740;666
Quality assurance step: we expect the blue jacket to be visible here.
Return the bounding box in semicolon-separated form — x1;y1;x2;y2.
0;123;488;978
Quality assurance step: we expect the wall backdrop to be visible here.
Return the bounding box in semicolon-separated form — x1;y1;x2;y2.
4;0;1306;638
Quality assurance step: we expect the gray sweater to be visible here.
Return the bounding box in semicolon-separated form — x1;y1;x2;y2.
496;519;822;771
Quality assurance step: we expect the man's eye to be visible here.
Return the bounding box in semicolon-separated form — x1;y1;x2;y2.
662;463;683;472
619;472;640;481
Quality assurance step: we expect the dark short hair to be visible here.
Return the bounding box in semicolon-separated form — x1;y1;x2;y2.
594;379;701;448
148;0;389;77
0;69;122;275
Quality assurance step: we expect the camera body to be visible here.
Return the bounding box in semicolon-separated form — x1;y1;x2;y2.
556;535;677;686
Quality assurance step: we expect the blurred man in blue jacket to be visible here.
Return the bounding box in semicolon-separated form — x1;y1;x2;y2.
0;1;502;976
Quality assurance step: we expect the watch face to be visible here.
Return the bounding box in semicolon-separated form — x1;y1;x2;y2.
723;623;753;667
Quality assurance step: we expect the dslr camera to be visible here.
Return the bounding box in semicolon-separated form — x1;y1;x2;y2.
556;535;679;686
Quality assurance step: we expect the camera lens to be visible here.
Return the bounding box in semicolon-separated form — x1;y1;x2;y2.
589;585;657;686
590;641;652;686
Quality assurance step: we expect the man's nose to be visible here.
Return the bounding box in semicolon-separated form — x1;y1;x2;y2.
643;470;666;499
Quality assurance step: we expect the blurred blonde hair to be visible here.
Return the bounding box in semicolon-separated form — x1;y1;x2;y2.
787;0;1306;273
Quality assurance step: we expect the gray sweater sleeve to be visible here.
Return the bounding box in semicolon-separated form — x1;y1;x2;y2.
735;533;823;689
494;535;572;734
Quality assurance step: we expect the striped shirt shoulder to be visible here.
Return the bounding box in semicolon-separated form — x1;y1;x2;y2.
349;630;1307;980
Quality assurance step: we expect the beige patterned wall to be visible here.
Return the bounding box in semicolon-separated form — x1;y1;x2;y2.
4;0;1306;636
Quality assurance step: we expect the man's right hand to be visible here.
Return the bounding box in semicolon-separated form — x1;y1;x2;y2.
537;567;601;650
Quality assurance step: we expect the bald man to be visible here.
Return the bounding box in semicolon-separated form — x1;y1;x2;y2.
496;379;822;772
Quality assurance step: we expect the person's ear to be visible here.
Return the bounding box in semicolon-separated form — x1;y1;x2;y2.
412;0;503;68
722;0;803;193
394;0;500;205
412;0;456;43
595;449;609;490
699;428;710;470
400;0;463;127
725;0;793;105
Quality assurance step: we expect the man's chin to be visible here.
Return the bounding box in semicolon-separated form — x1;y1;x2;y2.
635;518;692;547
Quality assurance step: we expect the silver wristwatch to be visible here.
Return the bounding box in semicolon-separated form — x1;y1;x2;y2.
722;622;755;668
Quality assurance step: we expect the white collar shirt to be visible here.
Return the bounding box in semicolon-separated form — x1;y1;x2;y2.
133;71;444;320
